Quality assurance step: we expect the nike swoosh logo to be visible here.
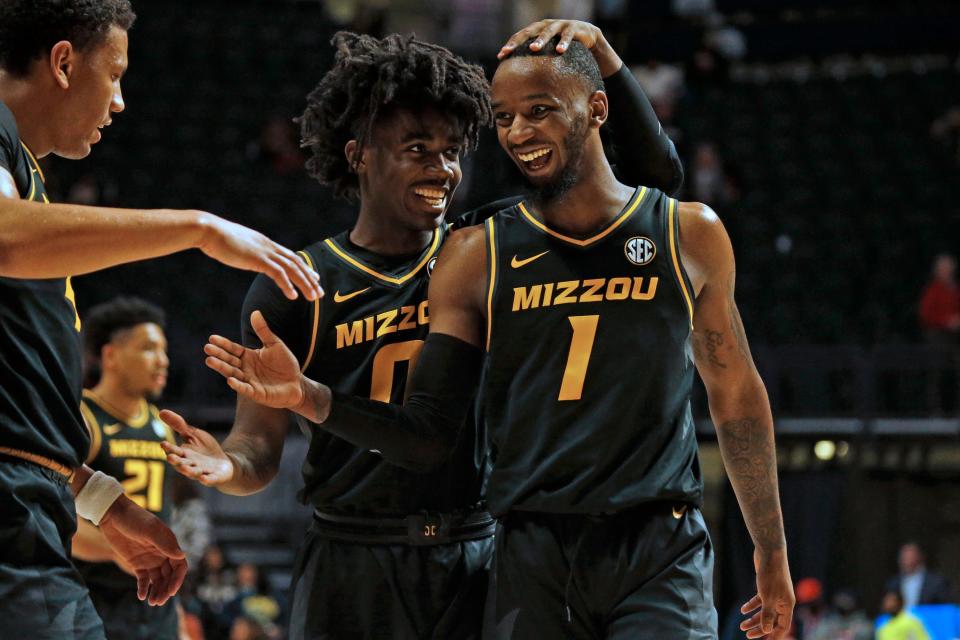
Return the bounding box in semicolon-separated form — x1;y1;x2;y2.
333;287;371;303
672;504;688;519
511;250;550;269
103;423;122;436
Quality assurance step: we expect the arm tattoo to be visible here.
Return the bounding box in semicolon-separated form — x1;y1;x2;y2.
727;271;752;361
705;330;727;368
717;417;786;552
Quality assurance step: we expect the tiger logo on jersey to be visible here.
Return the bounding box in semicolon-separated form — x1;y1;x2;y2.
624;236;656;266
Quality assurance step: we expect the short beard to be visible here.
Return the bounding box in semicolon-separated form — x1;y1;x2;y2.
523;115;588;206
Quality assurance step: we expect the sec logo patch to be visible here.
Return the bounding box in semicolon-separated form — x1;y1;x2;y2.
624;236;656;266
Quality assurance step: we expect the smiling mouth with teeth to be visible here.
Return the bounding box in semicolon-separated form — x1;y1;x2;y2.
516;147;552;170
414;187;448;208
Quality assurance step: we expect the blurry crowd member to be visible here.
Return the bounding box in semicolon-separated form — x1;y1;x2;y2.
919;254;960;344
72;297;178;639
885;543;954;609
876;591;930;640
793;578;827;640
223;562;284;636
808;590;872;640
171;472;214;568
229;616;269;640
247;116;305;176
196;545;238;637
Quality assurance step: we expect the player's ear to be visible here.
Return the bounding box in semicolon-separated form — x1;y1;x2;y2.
588;90;609;129
100;344;117;370
48;41;74;89
344;140;366;174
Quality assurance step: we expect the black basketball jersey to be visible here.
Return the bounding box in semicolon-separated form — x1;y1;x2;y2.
482;187;703;516
255;226;484;516
76;390;174;589
0;102;86;469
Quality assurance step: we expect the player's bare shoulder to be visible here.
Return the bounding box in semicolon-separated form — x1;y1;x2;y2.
432;224;487;296
676;200;733;295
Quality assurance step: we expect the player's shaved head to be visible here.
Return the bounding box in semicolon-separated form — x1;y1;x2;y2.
498;36;604;95
0;0;136;76
299;31;492;201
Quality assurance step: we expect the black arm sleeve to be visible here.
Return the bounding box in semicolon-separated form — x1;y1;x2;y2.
241;273;313;359
321;333;483;472
603;65;684;195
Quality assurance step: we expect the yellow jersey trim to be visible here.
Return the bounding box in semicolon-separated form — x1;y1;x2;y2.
323;228;442;286
79;398;103;464
20;142;45;182
297;250;321;372
485;218;497;351
667;198;695;330
82;389;150;429
517;187;648;247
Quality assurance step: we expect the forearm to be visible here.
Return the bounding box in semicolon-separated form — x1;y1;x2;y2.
297;333;482;471
604;65;684;194
72;517;116;563
217;432;282;496
0;199;207;278
711;376;786;553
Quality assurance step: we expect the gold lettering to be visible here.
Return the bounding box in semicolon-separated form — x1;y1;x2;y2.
336;320;364;349
579;278;605;303
512;285;543;311
376;309;398;337
631;276;658;301
398;305;417;331
554;281;579;305
418;300;430;325
364;316;374;342
543;282;555;306
606;277;631;300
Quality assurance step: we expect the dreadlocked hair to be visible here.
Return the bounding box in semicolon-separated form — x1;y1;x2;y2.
298;31;493;201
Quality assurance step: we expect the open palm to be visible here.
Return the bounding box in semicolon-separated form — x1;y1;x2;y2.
204;310;304;409
159;410;234;486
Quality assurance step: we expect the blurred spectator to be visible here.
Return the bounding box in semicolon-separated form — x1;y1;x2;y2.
511;0;593;30
885;543;954;609
876;591;931;640
223;563;284;637
66;173;101;205
930;106;960;166
918;254;960;344
632;60;685;113
794;577;828;640
171;472;214;569
809;589;873;640
689;142;740;206
229;616;269;640
247;116;305;176
197;545;238;639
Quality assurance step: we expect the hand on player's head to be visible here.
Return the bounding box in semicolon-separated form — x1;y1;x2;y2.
196;213;322;302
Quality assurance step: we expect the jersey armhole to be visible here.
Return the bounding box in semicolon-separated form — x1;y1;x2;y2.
666;197;696;331
297;250;322;371
79;400;102;464
484;218;498;351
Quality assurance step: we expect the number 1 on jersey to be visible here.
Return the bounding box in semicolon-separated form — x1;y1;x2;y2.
558;315;599;401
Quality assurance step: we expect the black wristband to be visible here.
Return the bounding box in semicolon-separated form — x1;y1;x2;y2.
323;333;484;471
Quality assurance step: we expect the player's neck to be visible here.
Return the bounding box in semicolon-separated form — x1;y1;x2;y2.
0;74;55;157
528;156;633;236
349;209;435;257
89;380;145;423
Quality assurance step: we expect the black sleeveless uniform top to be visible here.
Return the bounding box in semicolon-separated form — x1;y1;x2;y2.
242;225;485;516
0;102;86;469
482;187;702;516
75;391;175;589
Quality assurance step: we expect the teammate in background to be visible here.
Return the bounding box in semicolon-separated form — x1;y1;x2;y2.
0;2;319;637
72;298;178;640
201;35;796;639
162;21;682;639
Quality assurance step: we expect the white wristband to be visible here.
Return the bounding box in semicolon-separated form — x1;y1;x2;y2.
75;470;125;525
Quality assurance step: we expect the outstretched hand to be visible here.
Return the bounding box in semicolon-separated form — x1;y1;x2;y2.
203;310;305;409
198;214;322;302
159;410;234;486
98;496;188;606
740;549;795;639
497;19;623;77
